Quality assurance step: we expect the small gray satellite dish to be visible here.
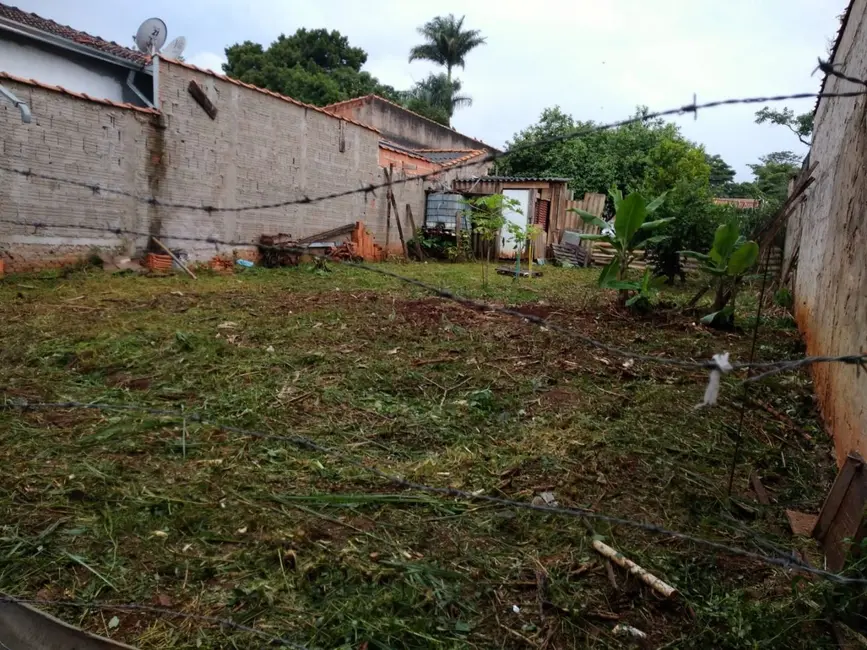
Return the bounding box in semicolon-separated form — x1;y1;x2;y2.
162;36;187;59
134;17;167;54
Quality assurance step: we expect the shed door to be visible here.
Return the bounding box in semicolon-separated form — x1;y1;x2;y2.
500;189;532;258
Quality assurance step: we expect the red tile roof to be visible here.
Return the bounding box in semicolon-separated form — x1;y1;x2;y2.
0;70;160;115
0;3;148;64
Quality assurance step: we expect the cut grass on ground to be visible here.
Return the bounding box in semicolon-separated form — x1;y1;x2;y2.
0;262;850;648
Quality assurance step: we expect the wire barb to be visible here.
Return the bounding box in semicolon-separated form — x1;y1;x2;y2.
3;87;867;213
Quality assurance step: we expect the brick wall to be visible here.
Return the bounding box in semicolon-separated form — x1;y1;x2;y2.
155;58;383;257
0;79;156;271
327;96;496;152
0;59;388;270
783;0;867;466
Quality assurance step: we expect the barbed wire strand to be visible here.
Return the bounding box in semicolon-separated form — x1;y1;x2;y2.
3;399;864;586
3;88;867;213
1;216;865;380
0;595;308;648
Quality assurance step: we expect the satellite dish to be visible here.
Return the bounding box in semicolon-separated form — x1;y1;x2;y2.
134;17;167;54
162;36;187;59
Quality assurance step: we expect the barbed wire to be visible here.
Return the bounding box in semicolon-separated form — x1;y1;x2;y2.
3;399;864;586
3;88;867;213
0;594;308;648
1;216;865;380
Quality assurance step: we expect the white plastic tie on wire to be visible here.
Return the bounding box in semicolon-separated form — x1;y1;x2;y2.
695;352;733;409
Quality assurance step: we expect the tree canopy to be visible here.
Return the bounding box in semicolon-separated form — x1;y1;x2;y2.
755;106;813;146
748;151;802;202
400;73;471;125
223;29;401;106
408;14;486;82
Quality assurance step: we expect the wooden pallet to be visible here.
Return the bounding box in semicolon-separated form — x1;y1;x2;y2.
551;242;589;267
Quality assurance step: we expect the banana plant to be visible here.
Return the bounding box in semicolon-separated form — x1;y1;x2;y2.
605;268;668;310
569;189;670;306
681;221;759;327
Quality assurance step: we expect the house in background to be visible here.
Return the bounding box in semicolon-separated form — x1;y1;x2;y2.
324;95;498;255
0;2;153;108
713;197;760;209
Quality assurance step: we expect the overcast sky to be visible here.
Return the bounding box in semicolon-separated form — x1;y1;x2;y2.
18;0;847;179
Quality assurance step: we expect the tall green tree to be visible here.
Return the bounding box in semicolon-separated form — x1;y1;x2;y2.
408;14;486;84
706;154;735;192
223;29;400;106
748;151;802;202
755;106;813;146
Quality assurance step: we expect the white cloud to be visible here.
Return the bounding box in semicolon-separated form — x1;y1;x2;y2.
185;51;227;74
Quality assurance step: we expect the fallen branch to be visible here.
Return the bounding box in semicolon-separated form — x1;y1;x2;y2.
592;540;677;599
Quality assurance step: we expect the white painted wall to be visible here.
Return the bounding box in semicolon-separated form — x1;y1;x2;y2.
0;38;125;101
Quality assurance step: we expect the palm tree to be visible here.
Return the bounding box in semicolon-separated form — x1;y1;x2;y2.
410;73;471;123
408;14;486;85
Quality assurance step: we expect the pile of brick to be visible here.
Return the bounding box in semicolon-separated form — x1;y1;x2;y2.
209;256;235;273
347;221;383;262
145;253;173;271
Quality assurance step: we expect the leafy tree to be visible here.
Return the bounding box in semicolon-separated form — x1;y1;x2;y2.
223;30;401;106
748;151;802;202
755;106;813;146
402;73;472;125
706;154;735;192
408;14;486;84
500;106;718;282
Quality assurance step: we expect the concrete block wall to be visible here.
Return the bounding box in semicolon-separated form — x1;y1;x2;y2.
155;59;383;258
0;79;156;271
783;0;867;465
327;96;496;152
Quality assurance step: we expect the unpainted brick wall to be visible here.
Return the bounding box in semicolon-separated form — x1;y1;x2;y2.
0;60;388;269
155;59;382;258
381;158;491;256
0;80;155;271
783;0;867;466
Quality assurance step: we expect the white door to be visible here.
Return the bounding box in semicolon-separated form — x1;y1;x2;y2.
500;189;531;258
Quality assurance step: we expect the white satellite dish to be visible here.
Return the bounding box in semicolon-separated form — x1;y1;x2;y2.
162;36;187;59
134;17;167;55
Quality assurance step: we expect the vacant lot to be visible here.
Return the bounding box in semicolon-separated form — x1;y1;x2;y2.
0;263;842;648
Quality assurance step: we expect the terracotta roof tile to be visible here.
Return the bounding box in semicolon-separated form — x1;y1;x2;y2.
0;2;147;64
0;70;159;115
